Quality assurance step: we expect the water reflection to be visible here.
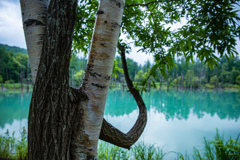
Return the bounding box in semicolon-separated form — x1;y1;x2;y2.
0;90;239;158
105;90;240;121
103;90;240;159
0;92;31;128
0;119;28;138
1;90;239;127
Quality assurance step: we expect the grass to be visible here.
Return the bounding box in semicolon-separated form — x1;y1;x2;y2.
0;129;239;160
0;127;28;160
176;130;240;160
97;142;166;160
0;130;15;158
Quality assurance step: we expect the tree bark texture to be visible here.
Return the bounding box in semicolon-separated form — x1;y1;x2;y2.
26;0;126;159
28;0;79;159
72;0;125;158
20;0;49;83
21;0;148;159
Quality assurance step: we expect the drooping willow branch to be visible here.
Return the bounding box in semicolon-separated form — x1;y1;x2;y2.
99;44;147;149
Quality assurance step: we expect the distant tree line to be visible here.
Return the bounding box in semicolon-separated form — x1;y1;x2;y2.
1;44;240;90
0;45;29;84
112;55;240;91
0;44;28;54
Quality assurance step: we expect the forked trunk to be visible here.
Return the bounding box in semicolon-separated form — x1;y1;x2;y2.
24;0;125;159
21;0;149;159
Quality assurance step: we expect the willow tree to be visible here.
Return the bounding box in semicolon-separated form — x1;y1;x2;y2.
20;0;239;159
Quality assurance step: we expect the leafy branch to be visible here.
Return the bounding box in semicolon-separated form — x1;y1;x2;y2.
125;0;177;7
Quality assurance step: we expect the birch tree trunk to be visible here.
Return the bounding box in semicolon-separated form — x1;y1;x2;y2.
20;0;48;83
72;0;125;158
22;0;125;159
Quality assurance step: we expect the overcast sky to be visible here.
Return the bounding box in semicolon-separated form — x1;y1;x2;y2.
0;0;26;49
0;0;239;65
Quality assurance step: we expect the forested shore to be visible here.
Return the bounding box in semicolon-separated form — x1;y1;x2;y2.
1;43;240;91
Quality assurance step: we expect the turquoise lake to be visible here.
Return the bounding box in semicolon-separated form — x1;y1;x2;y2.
0;89;240;158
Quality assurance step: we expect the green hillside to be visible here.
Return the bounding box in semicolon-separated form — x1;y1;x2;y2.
0;43;27;54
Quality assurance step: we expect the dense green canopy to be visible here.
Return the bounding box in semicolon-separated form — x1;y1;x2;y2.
73;0;239;69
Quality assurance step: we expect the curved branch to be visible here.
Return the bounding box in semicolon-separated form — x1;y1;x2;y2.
99;44;147;149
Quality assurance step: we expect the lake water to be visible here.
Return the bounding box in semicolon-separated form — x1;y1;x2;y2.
0;89;240;159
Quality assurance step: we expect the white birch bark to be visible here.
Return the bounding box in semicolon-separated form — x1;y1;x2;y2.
20;0;49;83
78;0;125;157
21;0;125;158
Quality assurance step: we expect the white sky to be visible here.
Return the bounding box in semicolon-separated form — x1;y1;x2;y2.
0;0;239;65
0;0;26;49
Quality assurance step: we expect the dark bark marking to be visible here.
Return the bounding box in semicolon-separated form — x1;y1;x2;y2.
104;21;108;23
100;43;104;46
39;34;45;41
89;71;102;77
89;72;111;81
116;2;121;8
24;19;44;27
115;22;120;27
110;0;123;8
96;10;104;15
87;155;96;160
90;57;94;63
111;22;121;29
91;83;106;89
86;64;94;72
